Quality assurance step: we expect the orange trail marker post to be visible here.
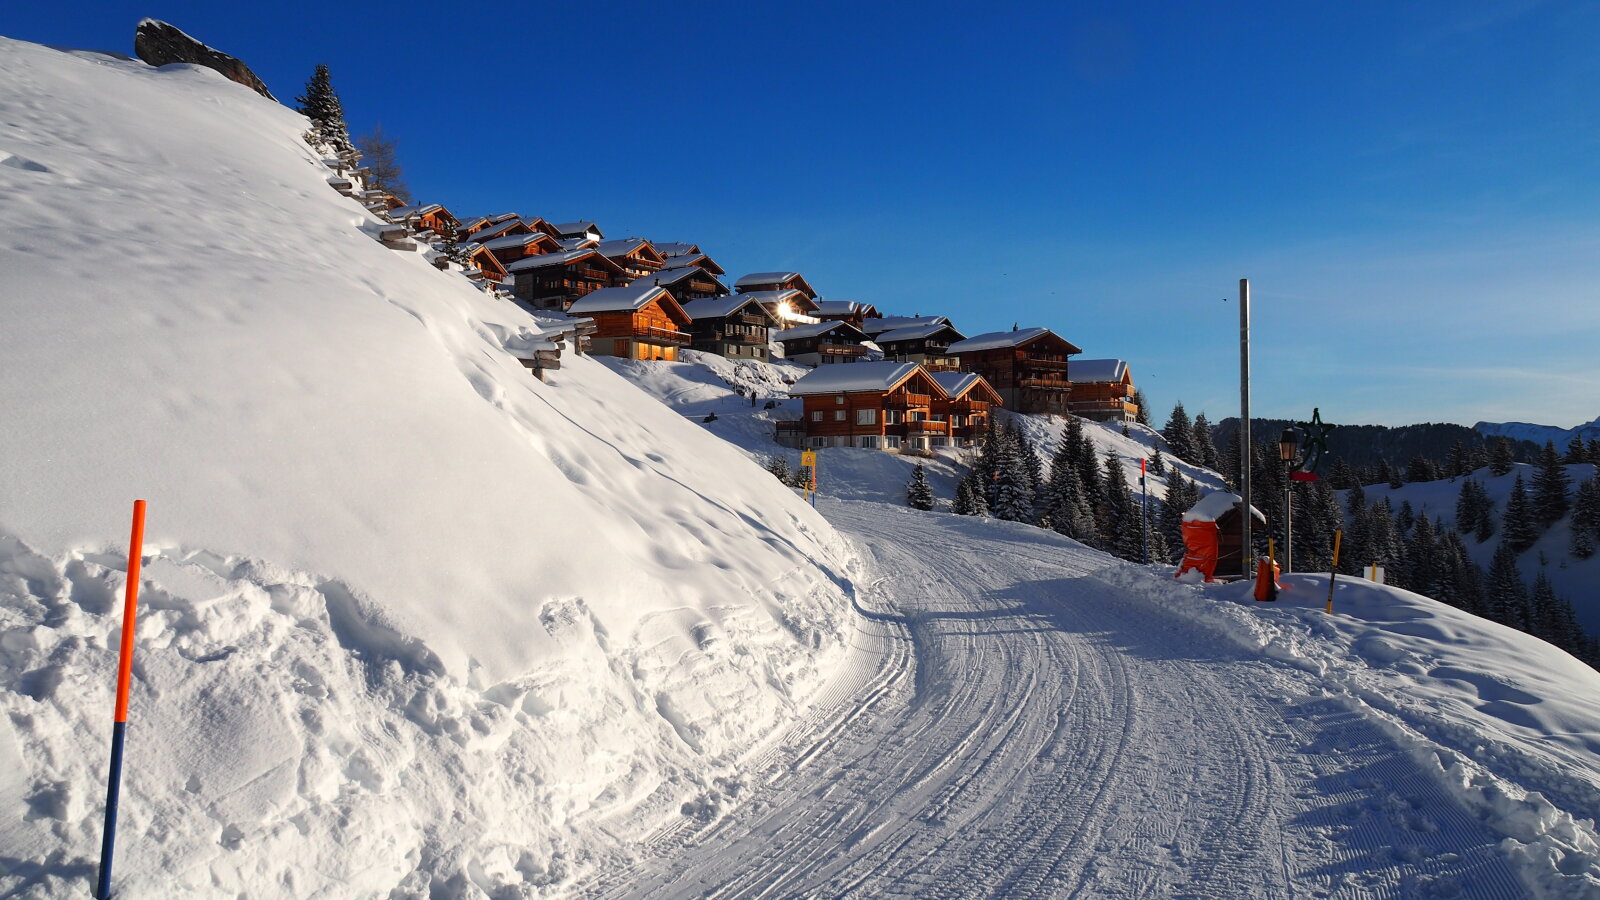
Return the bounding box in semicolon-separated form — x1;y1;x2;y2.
97;499;146;900
1325;529;1343;614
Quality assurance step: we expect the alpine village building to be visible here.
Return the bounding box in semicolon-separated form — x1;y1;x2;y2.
947;327;1082;415
680;295;778;360
875;322;967;371
566;284;691;361
929;371;1003;444
773;321;870;366
777;361;1001;452
1067;358;1139;422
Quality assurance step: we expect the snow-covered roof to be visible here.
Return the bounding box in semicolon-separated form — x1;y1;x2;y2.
862;315;948;336
566;284;671;314
386;203;445;220
680;295;768;321
477;232;553;251
1182;492;1267;524
552;220;603;238
1069;359;1129;384
788;361;938;396
874;323;965;344
813;300;865;316
595;238;656;259
653;241;698;258
773;321;868;343
929;371;982;398
503;249;603;273
557;236;597;251
947;327;1082;355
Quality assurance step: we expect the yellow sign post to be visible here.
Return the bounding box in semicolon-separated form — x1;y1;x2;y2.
799;450;818;507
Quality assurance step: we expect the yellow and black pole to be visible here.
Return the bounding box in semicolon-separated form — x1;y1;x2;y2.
97;499;147;899
1326;529;1343;614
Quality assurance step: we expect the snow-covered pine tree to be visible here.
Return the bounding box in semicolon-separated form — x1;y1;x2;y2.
1387;463;1404;490
907;464;935;511
1100;451;1144;561
1570;476;1599;560
1149;445;1166;477
1405;455;1437;483
296;64;355;157
1043;442;1098;544
952;474;984;516
1502;474;1538;553
1531;440;1571;527
1454;479;1478;535
991;456;1034;523
1588;438;1600;465
1396;499;1415;534
1406;514;1441;599
1488;437;1516;476
1159;472;1194;563
1446;441;1472;478
1191;412;1220;470
1328;458;1358;490
1162;403;1196;463
1487;541;1529;630
1566;435;1588;465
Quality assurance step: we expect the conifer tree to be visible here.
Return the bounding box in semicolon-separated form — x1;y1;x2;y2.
1100;451;1144;561
1387;463;1404;490
1191;413;1220;470
1162;403;1196;463
1570;477;1599;560
1328;458;1359;491
1489;437;1515;476
1531;441;1571;527
1132;388;1152;427
296;64;355;156
1502;474;1538;553
1454;479;1480;536
954;470;989;516
766;455;792;483
1405;455;1437;483
1446;441;1471;478
1149;445;1167;477
906;464;935;510
1406;514;1441;600
1159;473;1193;563
1566;436;1588;465
1396;499;1415;534
1043;441;1097;544
1487;542;1529;630
1588;438;1600;465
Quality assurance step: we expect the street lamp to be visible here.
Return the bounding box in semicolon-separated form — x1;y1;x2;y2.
1278;428;1299;573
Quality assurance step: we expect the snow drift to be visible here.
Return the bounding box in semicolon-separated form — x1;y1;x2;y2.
0;38;853;896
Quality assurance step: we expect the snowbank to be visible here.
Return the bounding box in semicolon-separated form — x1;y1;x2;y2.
0;38;853;896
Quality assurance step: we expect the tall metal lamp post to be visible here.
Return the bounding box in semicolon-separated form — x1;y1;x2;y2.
1278;428;1300;573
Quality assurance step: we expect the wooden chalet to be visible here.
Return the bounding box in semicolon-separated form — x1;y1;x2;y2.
735;271;818;300
596;238;665;279
552;220;605;243
475;231;564;267
465;216;534;245
663;251;726;277
778;362;952;452
947;327;1082;415
741;289;821;325
773;321;870;366
364;192;407;216
812;300;881;330
654;241;702;261
680;294;778;360
567;284;691;361
634;263;729;304
929;371;1003;448
462;244;509;288
1068;359;1138;422
505;249;627;311
875;322;966;371
862;315;948;338
387;203;459;239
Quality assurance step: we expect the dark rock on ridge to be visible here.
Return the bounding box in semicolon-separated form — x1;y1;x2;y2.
132;18;275;101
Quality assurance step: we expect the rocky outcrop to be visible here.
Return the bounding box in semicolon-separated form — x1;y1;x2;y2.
133;19;275;101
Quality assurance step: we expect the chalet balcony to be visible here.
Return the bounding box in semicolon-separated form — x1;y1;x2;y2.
941;400;983;415
1018;376;1072;390
817;342;867;358
736;312;768;326
775;420;806;435
1024;357;1070;371
578;267;612;281
633;326;692;346
884;393;933;410
902;420;949;436
719;331;768;345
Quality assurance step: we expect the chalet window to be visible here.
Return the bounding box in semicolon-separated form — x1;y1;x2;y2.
835;395;845;405
951;415;965;427
855;409;876;426
811;411;823;422
884;411;901;425
834;410;847;422
883;436;902;449
856;436;879;449
807;437;828;449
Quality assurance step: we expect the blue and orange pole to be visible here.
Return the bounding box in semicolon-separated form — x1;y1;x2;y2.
97;499;146;900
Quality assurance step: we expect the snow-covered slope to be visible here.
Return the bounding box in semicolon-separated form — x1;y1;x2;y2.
1477;417;1600;448
0;38;853;896
1355;463;1600;632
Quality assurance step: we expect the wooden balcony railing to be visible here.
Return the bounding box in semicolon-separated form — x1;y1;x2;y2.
818;343;866;357
633;326;691;346
886;393;933;410
1025;357;1070;370
1018;377;1071;390
775;421;806;435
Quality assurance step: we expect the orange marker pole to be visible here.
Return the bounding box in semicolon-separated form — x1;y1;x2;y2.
1325;529;1343;614
97;499;146;900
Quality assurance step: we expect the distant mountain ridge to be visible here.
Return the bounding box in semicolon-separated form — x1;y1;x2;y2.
1475;415;1600;448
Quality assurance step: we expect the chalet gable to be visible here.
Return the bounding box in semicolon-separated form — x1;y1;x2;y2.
947;327;1083;356
567;284;689;326
1069;358;1131;385
596;238;665;267
774;320;869;346
788;361;949;399
930;371;1003;406
553;220;605;242
680;294;776;324
735;271;818;299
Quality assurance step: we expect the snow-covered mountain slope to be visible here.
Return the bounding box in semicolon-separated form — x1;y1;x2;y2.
1477;417;1600;449
1355;463;1600;632
0;37;854;896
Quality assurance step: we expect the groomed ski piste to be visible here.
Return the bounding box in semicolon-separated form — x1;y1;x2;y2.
2;35;1598;899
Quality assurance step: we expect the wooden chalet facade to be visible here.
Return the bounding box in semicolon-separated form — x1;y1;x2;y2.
567;285;692;361
596;238;665;279
947;327;1082;415
1067;359;1138;422
388;203;459;239
506;249;627;311
661;250;725;277
680;295;777;360
930;372;1003;447
476;231;564;267
741;289;821;325
875;322;966;371
774;321;870;366
462;245;509;288
735;271;818;300
812;300;880;330
777;362;953;452
635;264;729;304
553;220;605;243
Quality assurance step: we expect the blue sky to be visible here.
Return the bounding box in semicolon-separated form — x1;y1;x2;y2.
9;1;1599;428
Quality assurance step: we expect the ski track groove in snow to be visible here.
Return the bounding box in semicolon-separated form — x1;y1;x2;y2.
576;499;1532;899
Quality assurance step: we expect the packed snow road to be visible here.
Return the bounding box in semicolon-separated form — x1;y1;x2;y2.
581;500;1526;899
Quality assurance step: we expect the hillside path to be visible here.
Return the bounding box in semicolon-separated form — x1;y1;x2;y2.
580;500;1524;899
